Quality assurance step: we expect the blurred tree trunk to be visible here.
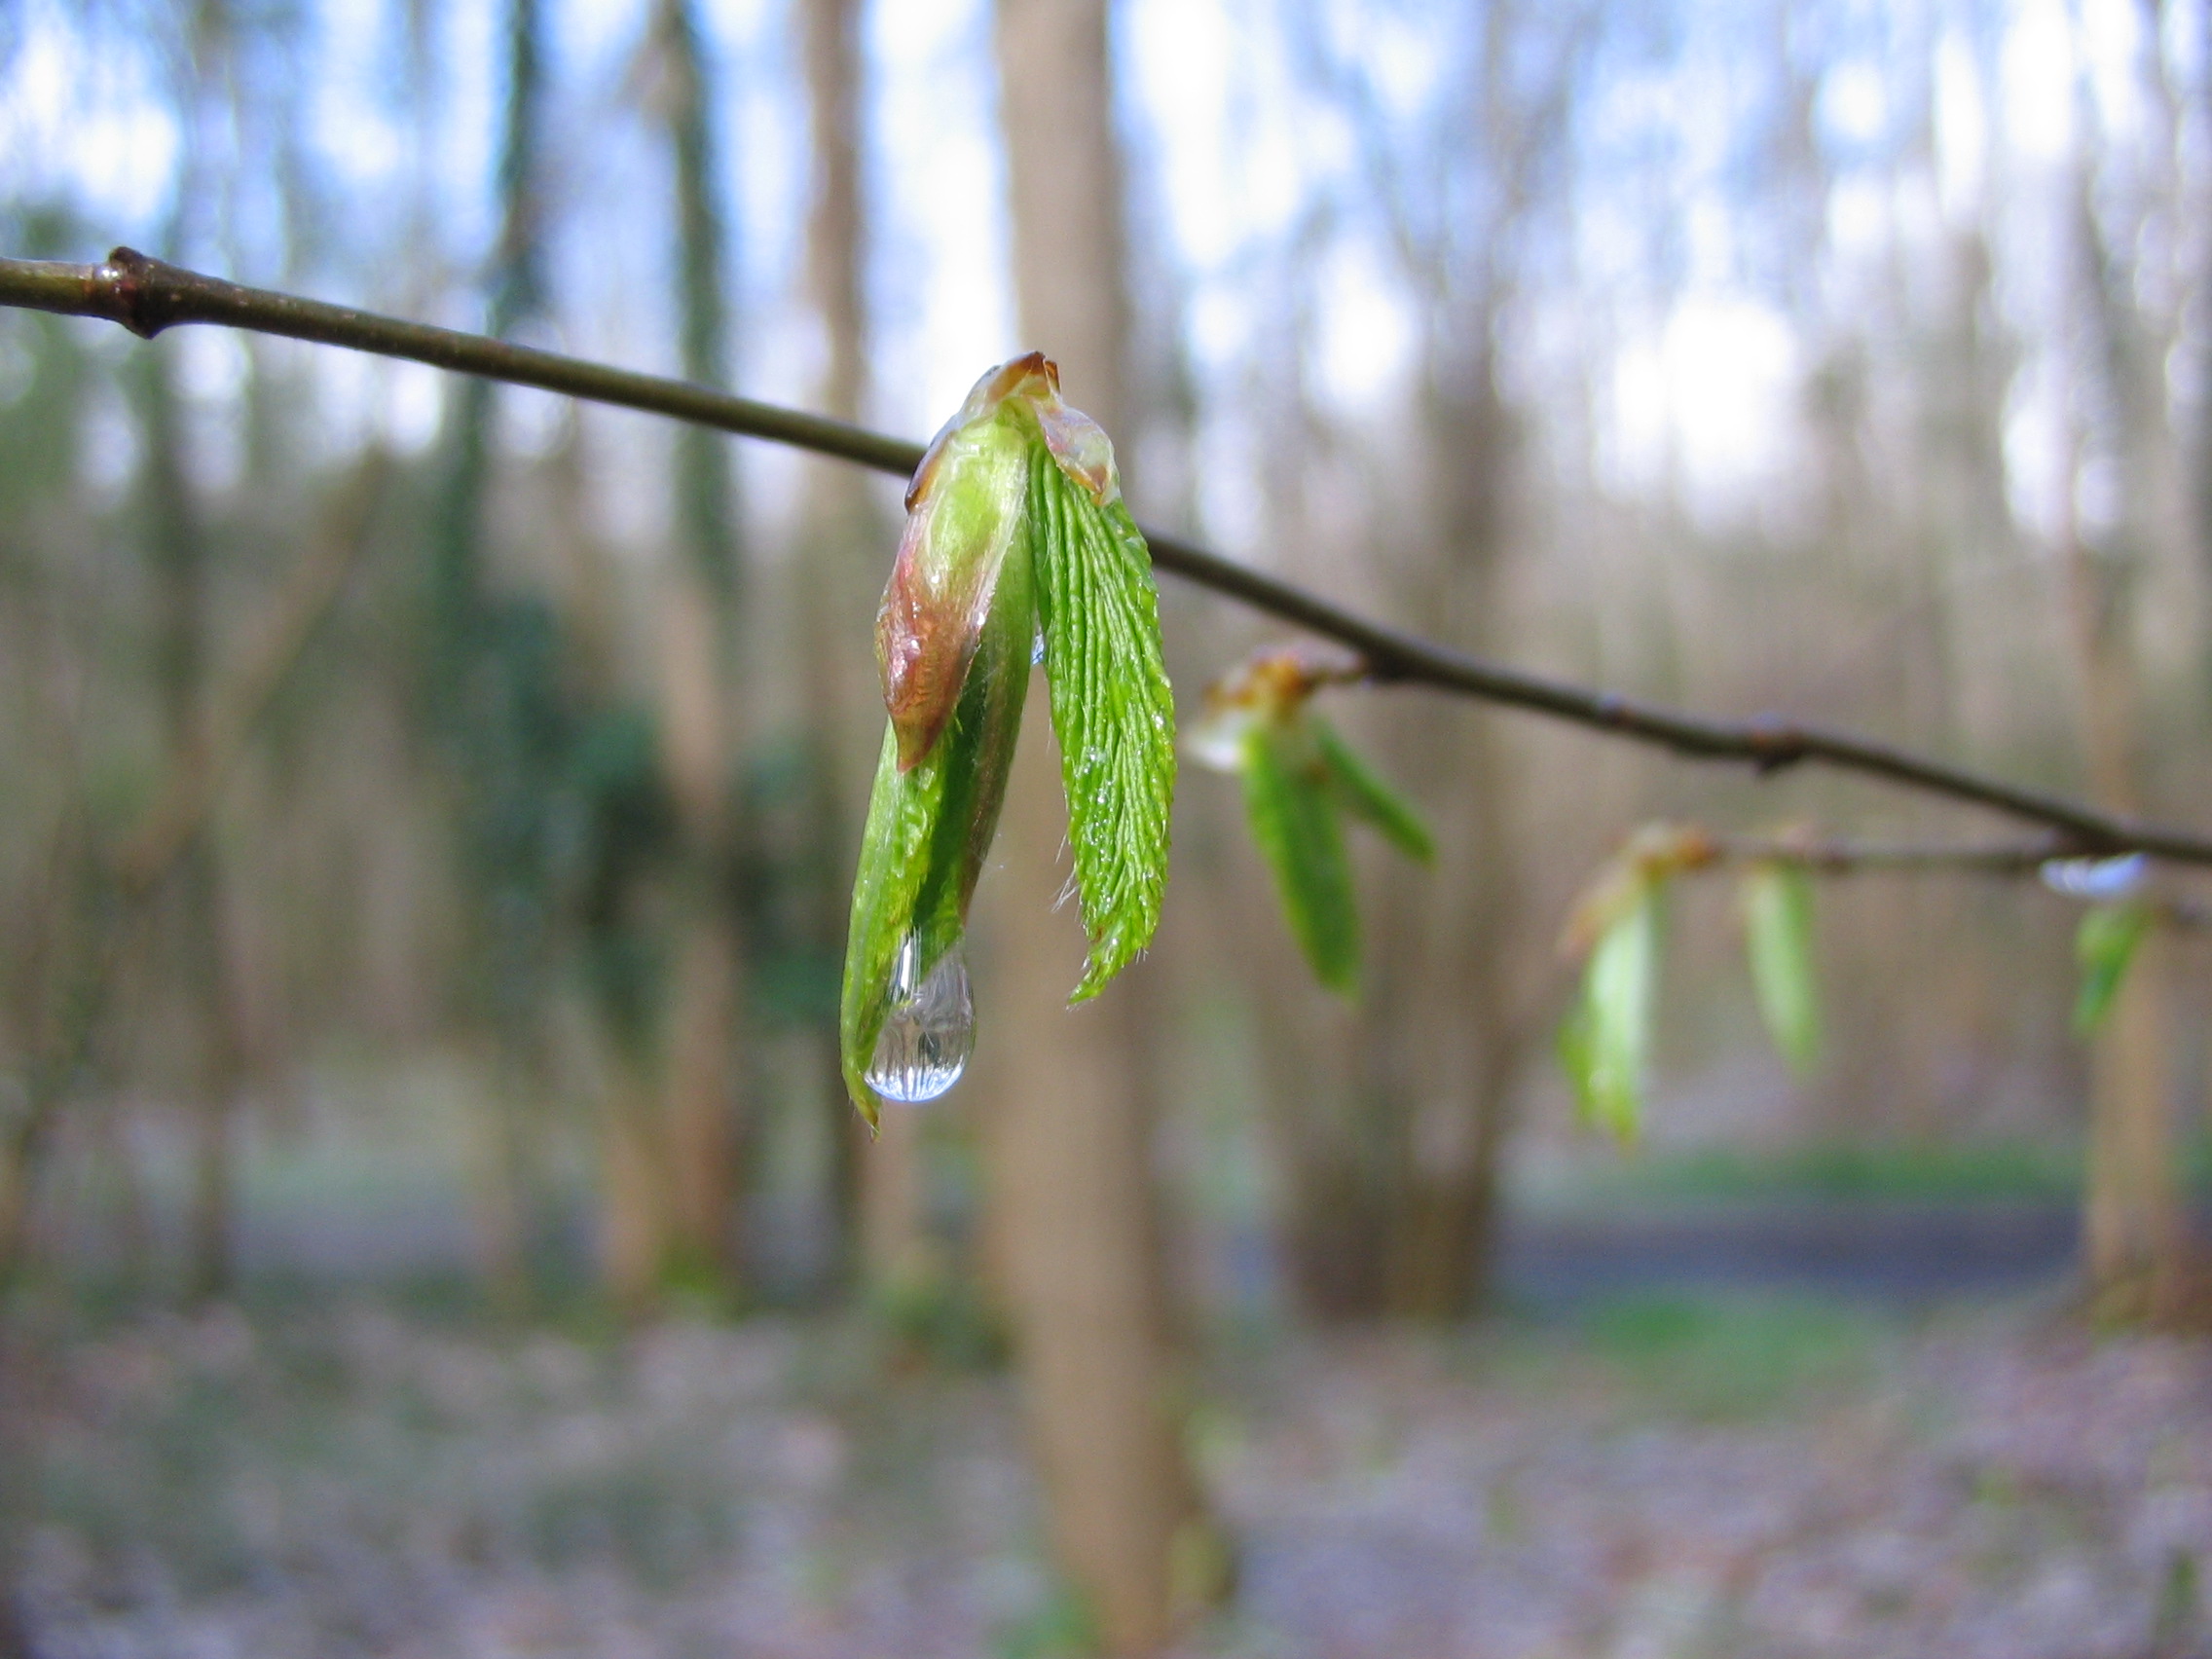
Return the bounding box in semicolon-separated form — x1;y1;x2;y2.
985;0;1215;1646
2198;23;2212;1160
136;340;246;1304
799;0;896;1289
1260;364;1528;1323
1383;350;1526;1318
648;0;747;1296
427;0;558;1311
2201;35;2212;676
2064;506;2182;1317
600;1058;671;1307
2062;123;2187;1319
2061;471;2183;1315
1263;0;1568;1323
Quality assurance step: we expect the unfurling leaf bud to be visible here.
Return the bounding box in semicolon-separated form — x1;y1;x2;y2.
2073;901;2152;1037
840;355;1176;1124
1554;823;1710;1145
1187;645;1431;997
1740;862;1822;1075
1558;874;1662;1147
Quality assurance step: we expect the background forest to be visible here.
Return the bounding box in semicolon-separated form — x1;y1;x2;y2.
3;0;2212;1654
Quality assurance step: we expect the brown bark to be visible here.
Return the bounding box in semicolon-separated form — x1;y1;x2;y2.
663;918;738;1270
599;1055;674;1311
180;867;240;1306
2201;0;2212;665
1255;3;1567;1323
471;1055;535;1309
985;0;1216;1646
994;0;1128;433
802;0;866;432
2063;473;2184;1316
2083;928;2180;1317
0;1143;35;1289
643;0;746;1293
1382;360;1527;1319
1263;358;1531;1324
137;337;250;1305
860;1106;929;1288
653;579;739;1283
2058;105;2191;1315
977;735;1208;1652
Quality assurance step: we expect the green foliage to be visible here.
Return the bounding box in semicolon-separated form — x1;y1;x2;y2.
2073;901;2151;1037
994;1581;1100;1659
738;738;846;1028
866;1271;1009;1372
1579;1293;1883;1421
1740;863;1821;1074
1546;1140;2090;1205
1030;457;1177;1000
839;540;1033;1122
1240;718;1360;994
1559;877;1661;1144
1314;718;1434;863
564;704;679;1058
0;281;92;519
1187;665;1433;997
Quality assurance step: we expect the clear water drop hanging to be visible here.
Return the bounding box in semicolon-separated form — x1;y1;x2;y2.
865;934;975;1104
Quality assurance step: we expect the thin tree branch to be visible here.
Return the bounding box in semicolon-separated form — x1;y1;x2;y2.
1701;830;2070;874
1689;828;2208;931
8;247;2212;866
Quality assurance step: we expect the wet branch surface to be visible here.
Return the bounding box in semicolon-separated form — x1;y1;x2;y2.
9;247;2212;866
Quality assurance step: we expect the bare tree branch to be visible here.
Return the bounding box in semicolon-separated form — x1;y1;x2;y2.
1701;831;2069;874
8;247;2212;866
1684;828;2207;930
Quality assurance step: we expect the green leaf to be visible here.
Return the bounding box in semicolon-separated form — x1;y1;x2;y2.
1313;719;1434;863
839;540;1034;1123
1560;879;1660;1144
1241;718;1359;995
1030;457;1177;1001
1740;863;1821;1075
2073;902;2151;1038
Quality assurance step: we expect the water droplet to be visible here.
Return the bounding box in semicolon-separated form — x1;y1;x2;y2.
865;935;974;1104
2041;853;2148;901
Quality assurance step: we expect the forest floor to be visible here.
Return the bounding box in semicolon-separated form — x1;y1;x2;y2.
5;1284;2209;1659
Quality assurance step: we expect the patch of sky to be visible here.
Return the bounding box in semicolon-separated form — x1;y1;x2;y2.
1607;294;1798;522
5;16;181;239
1819;59;1891;152
2002;0;2076;164
1934;33;1989;218
1312;237;1414;419
869;0;1011;440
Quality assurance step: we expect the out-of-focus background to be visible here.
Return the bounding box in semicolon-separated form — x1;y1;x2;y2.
3;0;2212;1653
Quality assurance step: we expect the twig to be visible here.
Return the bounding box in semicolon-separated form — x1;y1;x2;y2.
8;247;2212;866
1701;830;2069;874
1677;826;2208;930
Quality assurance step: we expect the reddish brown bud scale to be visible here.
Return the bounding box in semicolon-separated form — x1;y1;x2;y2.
877;352;1124;771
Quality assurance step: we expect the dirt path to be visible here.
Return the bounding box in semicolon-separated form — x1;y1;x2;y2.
6;1296;2207;1657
